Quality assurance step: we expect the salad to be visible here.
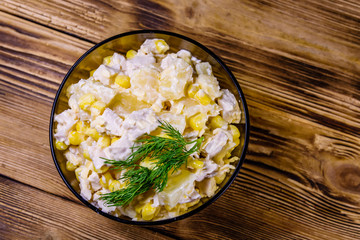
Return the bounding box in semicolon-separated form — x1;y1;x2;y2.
54;39;241;221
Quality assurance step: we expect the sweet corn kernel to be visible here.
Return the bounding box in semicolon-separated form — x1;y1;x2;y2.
229;125;240;140
188;159;204;169
98;136;111;148
99;172;113;189
194;89;212;105
83;150;91;160
103;55;112;65
75;167;82;181
187;84;200;98
115;74;131;89
68;131;84;145
126;50;137;59
189;113;207;131
158;132;172;139
155;39;169;54
142;203;157;221
78;93;96;111
95;165;110;174
55;140;68;150
90;101;106;115
109;180;123;192
111;137;120;145
85;128;100;141
140;157;157;170
210;116;226;129
66;161;77;171
76;121;87;133
133;204;143;215
90;69;95;77
234;138;240;147
215;173;226;184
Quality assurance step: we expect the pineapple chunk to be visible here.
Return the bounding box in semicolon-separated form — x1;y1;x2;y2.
111;92;151;114
158;170;196;208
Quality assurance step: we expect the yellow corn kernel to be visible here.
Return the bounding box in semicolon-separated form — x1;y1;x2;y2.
90;69;96;77
95;165;110;174
111;137;120;145
210;116;226;129
142;203;157;221
109;180;124;192
98;136;111;148
135;203;144;214
78;93;96;111
90;101;106;115
76;121;87;133
155;39;169;54
215;173;226;184
55;140;68;150
103;55;112;65
83;149;91;160
188;159;204;169
115;74;131;89
99;172;113;189
189;113;207;131
75;167;82;181
187;84;200;98
85;128;100;141
234;138;240;147
229;125;240;140
68;131;84;145
66;161;77;171
158;131;172;139
140;157;157;170
194;89;212;105
126;50;137;59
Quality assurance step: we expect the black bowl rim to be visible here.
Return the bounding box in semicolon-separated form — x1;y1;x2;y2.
49;29;250;225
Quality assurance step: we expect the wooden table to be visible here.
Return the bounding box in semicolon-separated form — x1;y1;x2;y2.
1;0;359;239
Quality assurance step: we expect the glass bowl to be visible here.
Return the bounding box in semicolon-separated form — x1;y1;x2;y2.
49;30;250;225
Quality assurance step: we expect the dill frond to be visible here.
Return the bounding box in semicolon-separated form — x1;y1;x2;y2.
99;121;203;207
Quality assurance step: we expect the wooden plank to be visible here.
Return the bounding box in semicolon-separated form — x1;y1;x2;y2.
0;176;172;240
1;0;359;137
147;102;360;240
0;11;92;201
1;0;359;76
1;6;360;239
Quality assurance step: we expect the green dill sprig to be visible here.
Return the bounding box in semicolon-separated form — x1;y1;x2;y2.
99;120;203;207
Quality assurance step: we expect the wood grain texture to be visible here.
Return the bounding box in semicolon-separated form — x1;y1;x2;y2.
0;176;170;240
0;0;360;239
1;0;359;74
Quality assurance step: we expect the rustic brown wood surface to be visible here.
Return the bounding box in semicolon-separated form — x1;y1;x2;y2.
0;0;359;239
